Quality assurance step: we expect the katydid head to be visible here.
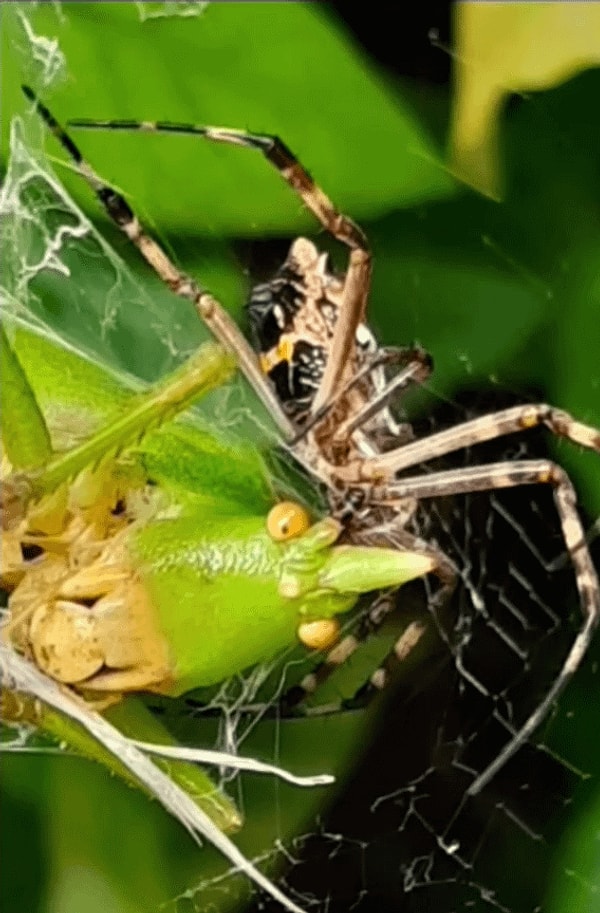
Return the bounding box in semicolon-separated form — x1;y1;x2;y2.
127;503;434;693
273;508;435;630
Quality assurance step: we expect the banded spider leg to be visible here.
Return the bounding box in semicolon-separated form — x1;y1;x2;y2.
66;106;372;418
344;404;600;793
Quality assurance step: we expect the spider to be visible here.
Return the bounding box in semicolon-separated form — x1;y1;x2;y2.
22;85;600;797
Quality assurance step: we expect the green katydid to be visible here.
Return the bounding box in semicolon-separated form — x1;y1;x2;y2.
2;322;433;690
1;320;433;911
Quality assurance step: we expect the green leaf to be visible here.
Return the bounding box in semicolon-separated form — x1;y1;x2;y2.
45;752;172;913
2;3;454;238
370;238;547;394
546;785;600;913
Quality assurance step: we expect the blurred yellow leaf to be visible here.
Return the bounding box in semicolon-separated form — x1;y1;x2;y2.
450;2;600;197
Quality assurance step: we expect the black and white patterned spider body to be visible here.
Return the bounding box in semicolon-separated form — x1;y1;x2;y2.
246;236;399;450
23;85;600;802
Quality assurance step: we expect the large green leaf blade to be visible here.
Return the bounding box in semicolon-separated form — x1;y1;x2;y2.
2;3;454;237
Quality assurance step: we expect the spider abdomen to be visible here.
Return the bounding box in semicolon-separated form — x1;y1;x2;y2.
246;237;393;439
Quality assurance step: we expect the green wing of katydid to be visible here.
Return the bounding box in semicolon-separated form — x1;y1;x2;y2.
8;326;272;515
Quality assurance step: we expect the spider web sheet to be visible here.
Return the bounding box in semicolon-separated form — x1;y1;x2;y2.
2;6;600;913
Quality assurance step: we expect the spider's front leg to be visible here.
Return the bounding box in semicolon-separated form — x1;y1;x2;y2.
340;532;456;707
288;345;432;448
67;107;372;417
21;86;296;447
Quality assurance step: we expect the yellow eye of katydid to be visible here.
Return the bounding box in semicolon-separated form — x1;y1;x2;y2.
298;618;340;652
267;501;310;541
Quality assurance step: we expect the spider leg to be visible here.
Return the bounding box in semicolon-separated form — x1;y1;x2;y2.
290;346;431;445
385;458;599;794
68;117;367;250
21;86;300;448
281;593;429;715
346;530;456;703
352;403;600;480
67;110;371;417
332;346;432;442
281;619;379;713
281;527;454;712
